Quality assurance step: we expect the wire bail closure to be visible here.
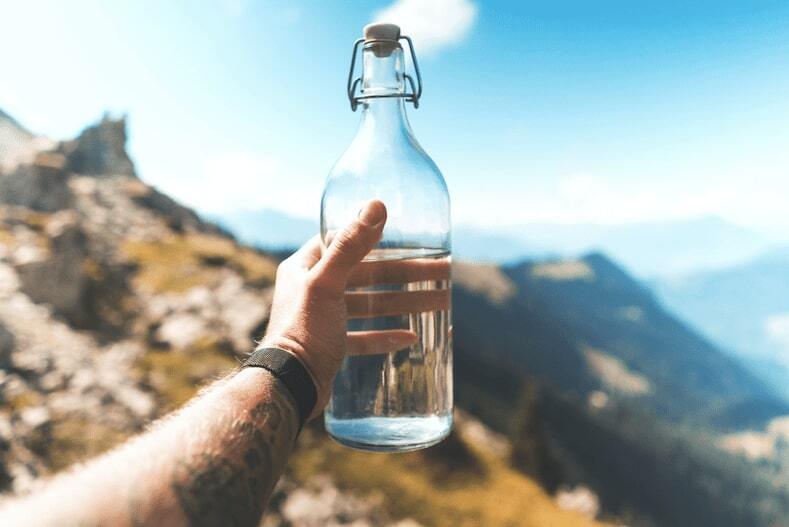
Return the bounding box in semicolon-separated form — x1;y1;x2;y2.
346;35;423;112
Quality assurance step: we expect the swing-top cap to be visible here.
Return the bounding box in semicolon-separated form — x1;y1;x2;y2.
363;23;401;57
364;23;401;42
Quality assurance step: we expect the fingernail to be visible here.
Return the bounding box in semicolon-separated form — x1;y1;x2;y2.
357;200;386;227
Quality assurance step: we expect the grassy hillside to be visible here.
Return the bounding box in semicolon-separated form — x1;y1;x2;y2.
453;260;789;526
291;423;607;527
455;254;788;431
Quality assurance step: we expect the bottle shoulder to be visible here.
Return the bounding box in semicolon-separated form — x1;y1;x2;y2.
327;133;448;195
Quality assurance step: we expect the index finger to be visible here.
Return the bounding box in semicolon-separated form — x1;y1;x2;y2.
310;200;387;291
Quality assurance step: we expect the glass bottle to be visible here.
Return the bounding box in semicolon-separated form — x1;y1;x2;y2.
321;23;452;452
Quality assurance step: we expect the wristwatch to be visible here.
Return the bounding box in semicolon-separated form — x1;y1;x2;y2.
242;347;317;428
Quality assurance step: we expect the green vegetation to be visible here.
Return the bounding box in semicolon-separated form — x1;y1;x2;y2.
291;424;607;527
122;233;277;293
45;416;129;472
125;329;602;526
134;336;238;411
454;346;789;527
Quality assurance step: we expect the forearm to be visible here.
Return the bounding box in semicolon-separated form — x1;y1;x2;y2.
0;368;299;527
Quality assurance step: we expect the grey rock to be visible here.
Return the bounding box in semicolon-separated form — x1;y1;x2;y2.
130;184;212;234
155;312;208;349
0;322;14;370
61;115;136;178
18;407;50;431
0;163;73;212
280;475;386;527
16;222;91;328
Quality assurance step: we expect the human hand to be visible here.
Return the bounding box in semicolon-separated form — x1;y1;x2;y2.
261;200;434;418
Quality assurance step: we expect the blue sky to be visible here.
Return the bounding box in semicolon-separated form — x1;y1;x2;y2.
1;0;788;237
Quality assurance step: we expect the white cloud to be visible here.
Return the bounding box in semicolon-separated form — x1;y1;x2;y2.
766;313;789;356
159;150;320;218
373;0;477;56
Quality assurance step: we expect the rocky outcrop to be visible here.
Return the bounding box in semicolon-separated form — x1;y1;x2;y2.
60;115;136;178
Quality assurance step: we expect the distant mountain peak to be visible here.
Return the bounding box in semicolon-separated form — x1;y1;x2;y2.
0;107;32;134
0;107;48;172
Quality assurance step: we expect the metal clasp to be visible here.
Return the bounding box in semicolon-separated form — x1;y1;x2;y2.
346;35;423;112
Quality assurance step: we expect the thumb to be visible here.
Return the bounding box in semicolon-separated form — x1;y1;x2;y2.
311;200;386;291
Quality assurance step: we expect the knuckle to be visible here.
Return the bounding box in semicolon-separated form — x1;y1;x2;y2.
334;222;368;254
332;230;355;255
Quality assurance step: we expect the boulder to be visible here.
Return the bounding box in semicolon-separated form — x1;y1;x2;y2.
16;222;91;328
0;163;73;212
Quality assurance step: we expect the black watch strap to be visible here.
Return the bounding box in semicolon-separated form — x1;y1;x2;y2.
242;347;317;428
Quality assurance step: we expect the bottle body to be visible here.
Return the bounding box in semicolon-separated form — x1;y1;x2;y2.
321;42;452;452
324;248;452;452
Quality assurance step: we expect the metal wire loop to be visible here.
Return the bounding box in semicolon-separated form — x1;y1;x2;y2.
346;35;423;111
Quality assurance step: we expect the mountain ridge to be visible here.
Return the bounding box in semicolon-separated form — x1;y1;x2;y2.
214;206;779;276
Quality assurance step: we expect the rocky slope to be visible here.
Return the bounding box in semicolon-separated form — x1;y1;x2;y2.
0;112;272;493
0;110;603;526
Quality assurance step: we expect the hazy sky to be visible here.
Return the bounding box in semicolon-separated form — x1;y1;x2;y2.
1;0;788;237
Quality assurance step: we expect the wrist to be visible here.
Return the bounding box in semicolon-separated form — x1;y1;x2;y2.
246;343;321;423
258;335;331;416
234;367;301;415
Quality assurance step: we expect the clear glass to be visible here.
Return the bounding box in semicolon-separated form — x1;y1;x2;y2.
321;44;452;452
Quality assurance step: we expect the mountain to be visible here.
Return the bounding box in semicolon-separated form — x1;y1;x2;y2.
453;256;789;526
0;109;56;173
655;247;789;400
2;108;788;526
0;110;606;526
456;254;788;428
210;208;317;249
216;208;775;277
213;209;539;263
452;225;539;263
503;216;776;277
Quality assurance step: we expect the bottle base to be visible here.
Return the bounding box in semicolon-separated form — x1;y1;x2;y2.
325;414;452;453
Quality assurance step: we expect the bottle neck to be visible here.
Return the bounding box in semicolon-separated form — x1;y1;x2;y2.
357;45;413;142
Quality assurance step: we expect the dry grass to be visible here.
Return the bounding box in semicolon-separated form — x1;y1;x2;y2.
0;226;14;246
122;233;277;294
582;344;651;395
531;260;594;281
453;262;517;305
7;390;43;411
291;427;608;527
134;336;238;411
46;417;130;472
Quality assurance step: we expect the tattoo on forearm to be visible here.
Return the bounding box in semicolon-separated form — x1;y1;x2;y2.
171;383;299;527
